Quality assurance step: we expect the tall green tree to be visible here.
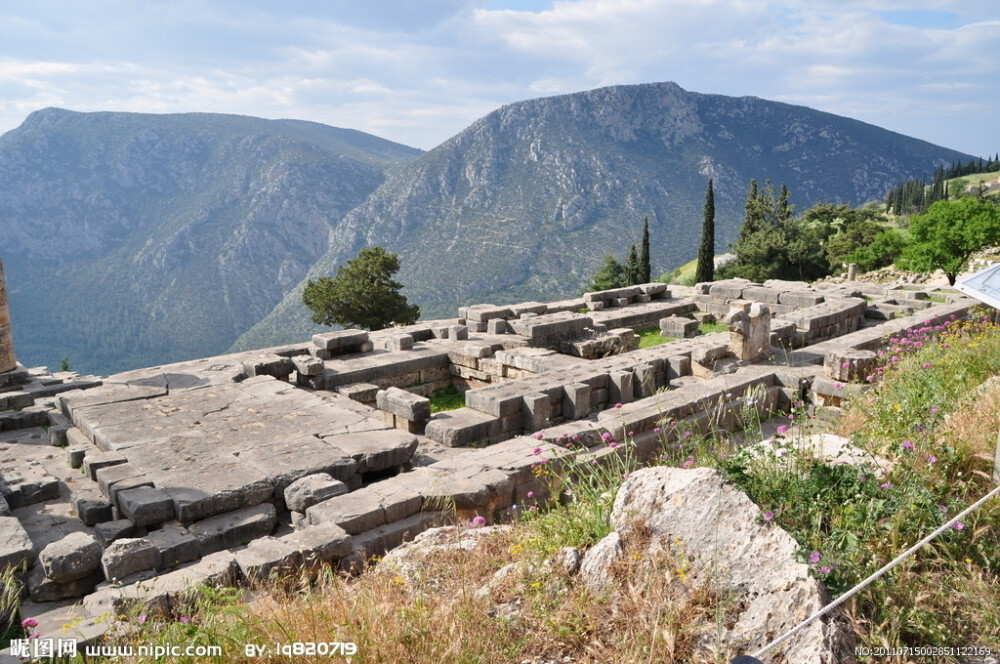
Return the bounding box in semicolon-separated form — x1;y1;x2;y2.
624;244;641;285
695;178;715;284
590;254;627;290
303;246;420;330
639;217;651;283
897;198;1000;285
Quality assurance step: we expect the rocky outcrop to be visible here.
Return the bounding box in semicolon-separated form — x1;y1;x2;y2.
581;467;855;663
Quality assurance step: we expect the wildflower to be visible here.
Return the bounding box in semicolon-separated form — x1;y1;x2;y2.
601;432;614;443
921;362;933;369
776;425;789;435
533;432;544;440
614;402;623;408
28;632;40;640
841;361;851;368
608;442;618;448
681;430;692;439
178;616;191;624
952;521;965;531
136;615;147;624
859;476;867;482
926;455;938;464
929;406;939;414
681;460;695;468
627;430;634;436
818;566;833;575
880;482;892;489
762;510;775;522
21;618;38;629
653;427;661;433
471;516;487;527
532;446;543;455
901;440;914;451
808;551;822;564
526;491;535;499
938;505;948;512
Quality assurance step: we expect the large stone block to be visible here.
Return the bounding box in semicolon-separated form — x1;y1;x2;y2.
562;383;591;419
520;393;551;431
39;532;102;583
147;523;200;570
312;329;370;352
235;537;302;580
659;316;699;338
376;387;431;422
102;537;158;581
284;473;349;513
118;486;176;527
187;503;277;556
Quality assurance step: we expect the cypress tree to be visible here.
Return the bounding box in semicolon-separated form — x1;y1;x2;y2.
639;217;651;283
625;244;641;286
695;179;716;284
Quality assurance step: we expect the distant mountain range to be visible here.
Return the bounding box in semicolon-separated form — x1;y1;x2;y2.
234;82;974;350
0;83;975;375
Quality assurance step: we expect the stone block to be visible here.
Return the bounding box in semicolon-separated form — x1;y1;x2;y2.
521;393;551;431
118;486;176;527
241;355;295;380
281;523;353;564
66;445;88;469
466;306;513;323
187;503;277;556
562;383;591;419
659;316;699;338
235;537;303;580
306;488;385;534
334;382;380;404
424;408;503;447
102;537;158;582
376;387;431;423
94;518;145;546
708;282;747;300
73;494;114;526
284;473;349;513
83;451;128;481
96;463;152;501
313;329;370;352
487;318;508;334
39;532;102;583
386;334;415;351
778;291;825;308
147;523;200;570
292;355;325;376
27;565;103;602
608;371;634;405
449;325;469;340
666;355;692;380
823;349;878;383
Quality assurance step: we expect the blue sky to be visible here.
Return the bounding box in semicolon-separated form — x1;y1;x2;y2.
0;1;997;156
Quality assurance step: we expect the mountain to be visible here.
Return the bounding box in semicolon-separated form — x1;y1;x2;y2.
0;109;421;375
234;82;975;350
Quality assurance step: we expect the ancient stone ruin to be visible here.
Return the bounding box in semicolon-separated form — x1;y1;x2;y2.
0;267;976;655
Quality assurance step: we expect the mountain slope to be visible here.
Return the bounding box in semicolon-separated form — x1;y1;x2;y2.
235;82;974;350
0;109;421;374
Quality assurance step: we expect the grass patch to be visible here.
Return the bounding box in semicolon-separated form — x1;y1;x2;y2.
429;386;465;413
698;320;729;334
636;328;674;348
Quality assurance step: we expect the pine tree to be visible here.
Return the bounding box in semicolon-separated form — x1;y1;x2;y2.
639;217;651;283
695;179;715;284
590;254;627;291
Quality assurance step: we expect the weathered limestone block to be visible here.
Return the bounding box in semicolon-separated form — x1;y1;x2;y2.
660;316;699;338
386;334;415;351
581;467;854;663
608;370;634;405
313;329;370;352
292;355;325;376
725;302;771;362
94;518;145;546
823;349;878;383
520;393;551;431
376;387;431;424
118;486;176;527
39;532;102;583
449;325;469;340
466;305;514;323
424;408;503;447
241;355;295;380
486;318;508;334
235;536;303;580
562;383;591;419
284;473;349;513
83;451;128;481
102;537;158;581
147;523;200;569
778;291;825;308
72;493;114;526
306;488;386;534
27;565;103;602
666;355;691;380
187;503;277;556
281;523;353;564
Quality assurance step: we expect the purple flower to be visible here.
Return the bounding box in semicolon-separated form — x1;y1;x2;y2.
532;446;542;455
681;430;692;439
178;616;191;624
20;618;38;629
952;520;965;531
533;432;544;440
901;440;914;451
653;427;661;433
526;491;534;499
929;407;939;414
922;362;933;369
470;515;487;527
808;551;822;564
926;455;938;464
137;615;148;623
608;442;618;448
601;432;614;443
880;482;892;489
762;510;775;522
818;566;833;575
614;402;623;409
776;425;789;435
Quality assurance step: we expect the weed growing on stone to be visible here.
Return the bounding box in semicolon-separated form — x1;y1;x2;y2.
428;385;465;413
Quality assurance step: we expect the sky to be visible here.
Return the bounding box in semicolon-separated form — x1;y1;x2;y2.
0;1;997;157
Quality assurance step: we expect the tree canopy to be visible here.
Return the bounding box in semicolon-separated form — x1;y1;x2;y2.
302;246;420;330
897;198;1000;285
